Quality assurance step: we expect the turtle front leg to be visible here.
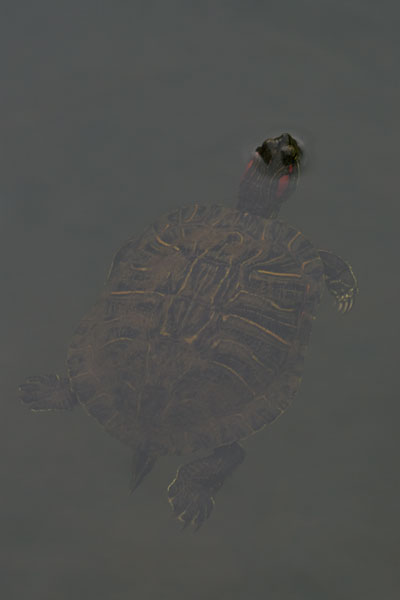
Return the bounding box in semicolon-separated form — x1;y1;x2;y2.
318;250;358;313
19;374;78;411
167;442;245;530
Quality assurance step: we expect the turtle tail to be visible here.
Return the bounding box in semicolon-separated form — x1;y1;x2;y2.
130;443;158;494
19;374;77;411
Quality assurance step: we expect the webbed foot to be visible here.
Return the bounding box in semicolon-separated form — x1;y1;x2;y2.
19;374;77;411
318;249;358;313
167;442;245;530
168;472;215;530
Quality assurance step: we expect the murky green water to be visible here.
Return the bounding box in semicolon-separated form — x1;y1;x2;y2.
1;1;399;598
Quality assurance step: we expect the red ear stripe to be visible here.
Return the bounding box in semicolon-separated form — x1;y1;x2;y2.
244;159;254;175
276;174;290;198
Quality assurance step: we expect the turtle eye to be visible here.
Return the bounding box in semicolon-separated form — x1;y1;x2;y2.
256;143;273;165
281;145;298;166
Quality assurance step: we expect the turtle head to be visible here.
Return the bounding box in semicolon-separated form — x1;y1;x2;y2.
237;133;302;219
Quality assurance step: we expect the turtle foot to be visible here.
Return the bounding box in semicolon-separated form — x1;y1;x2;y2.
167;442;245;530
318;250;358;314
19;374;77;411
167;466;215;531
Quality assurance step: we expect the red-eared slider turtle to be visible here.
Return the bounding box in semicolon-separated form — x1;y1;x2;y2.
19;133;358;529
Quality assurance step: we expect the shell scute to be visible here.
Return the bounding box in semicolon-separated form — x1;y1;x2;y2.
68;205;324;452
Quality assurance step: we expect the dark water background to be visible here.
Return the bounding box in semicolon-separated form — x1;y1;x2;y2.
1;1;399;598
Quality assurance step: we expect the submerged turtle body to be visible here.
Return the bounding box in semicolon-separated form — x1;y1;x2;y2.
20;133;358;529
68;205;323;455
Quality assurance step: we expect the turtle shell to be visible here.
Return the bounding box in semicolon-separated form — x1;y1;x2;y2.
67;204;324;455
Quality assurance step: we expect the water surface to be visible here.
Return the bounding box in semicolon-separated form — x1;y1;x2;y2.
1;1;399;598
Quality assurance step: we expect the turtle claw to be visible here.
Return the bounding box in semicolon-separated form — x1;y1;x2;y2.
168;476;215;531
167;443;244;530
336;293;355;314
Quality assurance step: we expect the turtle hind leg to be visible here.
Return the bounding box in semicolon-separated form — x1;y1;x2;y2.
19;374;77;411
167;442;246;530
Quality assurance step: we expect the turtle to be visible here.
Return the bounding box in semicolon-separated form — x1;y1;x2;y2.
19;133;358;529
